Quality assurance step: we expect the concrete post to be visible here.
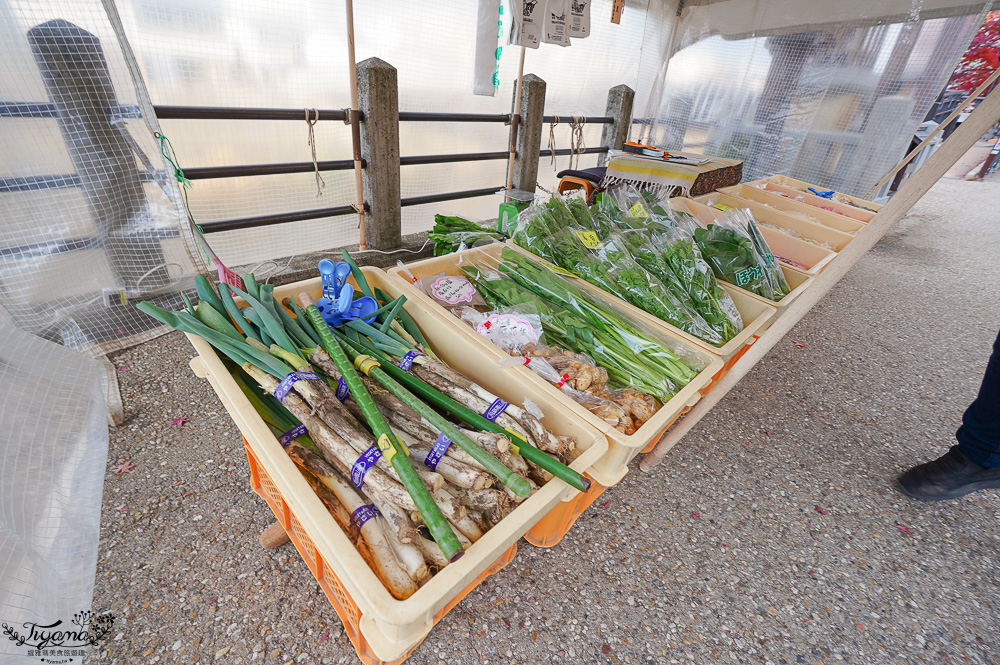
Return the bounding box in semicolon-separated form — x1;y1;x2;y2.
357;57;401;250
511;74;546;192
28;19;168;288
599;84;634;166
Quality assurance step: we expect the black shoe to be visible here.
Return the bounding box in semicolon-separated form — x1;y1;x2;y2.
898;446;1000;501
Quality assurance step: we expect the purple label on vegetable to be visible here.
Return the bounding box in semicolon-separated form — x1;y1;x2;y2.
335;377;350;402
274;371;321;403
397;350;422;372
483;398;509;422
350;504;380;534
277;423;308;447
350;445;382;489
424;432;453;471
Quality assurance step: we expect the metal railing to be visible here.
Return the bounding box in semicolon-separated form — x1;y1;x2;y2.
2;103;613;236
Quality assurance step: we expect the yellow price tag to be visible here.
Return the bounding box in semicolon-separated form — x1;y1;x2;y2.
713;204;733;211
628;202;648;218
376;433;396;462
574;230;602;249
547;264;576;277
504;427;527;443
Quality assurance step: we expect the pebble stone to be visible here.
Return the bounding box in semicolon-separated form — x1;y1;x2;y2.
87;175;1000;664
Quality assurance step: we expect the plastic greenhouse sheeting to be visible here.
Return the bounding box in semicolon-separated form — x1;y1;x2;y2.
638;0;992;196
0;324;109;663
1;0;203;352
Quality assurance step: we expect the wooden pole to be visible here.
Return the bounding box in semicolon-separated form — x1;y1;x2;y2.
641;81;1000;471
505;46;527;195
345;0;367;250
599;84;635;166
865;66;1000;198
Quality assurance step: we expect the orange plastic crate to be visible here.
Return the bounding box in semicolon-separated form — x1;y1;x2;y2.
523;476;607;548
244;439;518;665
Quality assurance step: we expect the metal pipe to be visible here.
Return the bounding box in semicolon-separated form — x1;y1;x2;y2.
198;204;364;234
400;186;501;208
398;112;512;123
541;147;608;158
183;159;359;180
541;115;614;124
400;151;508;166
153;105;352;121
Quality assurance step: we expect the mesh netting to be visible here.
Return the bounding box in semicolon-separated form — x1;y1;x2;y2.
114;0;674;263
638;0;991;197
0;0;201;351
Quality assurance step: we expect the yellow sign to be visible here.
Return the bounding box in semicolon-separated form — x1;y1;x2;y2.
547;264;577;277
503;427;526;455
628;202;648;218
713;204;733;211
574;230;602;249
376;433;396;462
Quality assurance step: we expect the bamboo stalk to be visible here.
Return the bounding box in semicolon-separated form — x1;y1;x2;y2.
344;0;367;249
298;293;464;561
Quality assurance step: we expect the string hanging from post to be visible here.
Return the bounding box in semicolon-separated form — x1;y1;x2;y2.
570;117;586;170
547;115;560;170
305;109;326;198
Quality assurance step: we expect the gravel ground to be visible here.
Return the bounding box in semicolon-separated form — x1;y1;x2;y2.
89;176;1000;665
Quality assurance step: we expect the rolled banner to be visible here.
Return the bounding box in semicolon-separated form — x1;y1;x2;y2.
474;0;502;96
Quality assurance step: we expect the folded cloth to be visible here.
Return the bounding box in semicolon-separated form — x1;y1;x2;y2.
602;150;743;197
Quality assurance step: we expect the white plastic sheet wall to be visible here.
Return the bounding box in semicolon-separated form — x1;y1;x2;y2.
0;325;109;662
639;0;990;196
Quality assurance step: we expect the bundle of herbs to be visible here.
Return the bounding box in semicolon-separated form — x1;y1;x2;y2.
429;214;505;256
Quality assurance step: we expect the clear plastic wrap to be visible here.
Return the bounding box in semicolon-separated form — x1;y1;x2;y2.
498;352;644;434
654;225;744;341
430;214;506;256
693;208;791;302
456;304;546;353
510;195;725;345
457;247;707;403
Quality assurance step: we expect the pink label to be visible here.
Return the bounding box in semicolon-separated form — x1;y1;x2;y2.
430;276;476;305
212;258;244;291
476;314;539;347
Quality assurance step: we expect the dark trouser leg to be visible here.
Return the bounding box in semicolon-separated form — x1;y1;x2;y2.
956;329;1000;468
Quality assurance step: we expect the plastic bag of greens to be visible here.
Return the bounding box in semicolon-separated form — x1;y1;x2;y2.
584;232;724;345
462;249;706;403
693;208;791;301
653;225;744;343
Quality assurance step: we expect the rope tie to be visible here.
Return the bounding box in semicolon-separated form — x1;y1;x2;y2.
570;116;586;170
155;132;191;189
548;115;560;170
306;109;326;198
